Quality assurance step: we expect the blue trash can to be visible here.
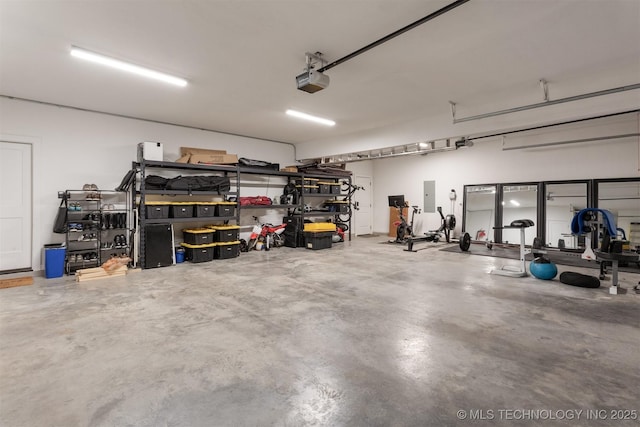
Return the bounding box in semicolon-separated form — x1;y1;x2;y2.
175;247;185;263
44;244;66;278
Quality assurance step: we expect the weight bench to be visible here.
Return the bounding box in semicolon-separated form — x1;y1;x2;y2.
570;208;638;295
490;219;534;278
595;251;639;295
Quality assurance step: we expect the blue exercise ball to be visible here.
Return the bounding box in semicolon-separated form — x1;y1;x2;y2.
529;258;558;280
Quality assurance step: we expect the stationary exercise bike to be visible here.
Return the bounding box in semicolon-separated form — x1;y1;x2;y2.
394;203;421;242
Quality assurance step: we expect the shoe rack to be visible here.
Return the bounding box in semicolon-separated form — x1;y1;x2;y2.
63;189;132;274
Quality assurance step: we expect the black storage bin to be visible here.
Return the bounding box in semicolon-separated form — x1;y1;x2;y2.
210;225;240;242
295;178;316;186
324;201;349;213
181;243;215;263
194;202;216;217
183;228;214;245
170;203;194;218
215;202;236;217
304;231;333;250
317;182;331;194
329;183;342;194
145;203;170;219
214;241;240;259
295;185;317;194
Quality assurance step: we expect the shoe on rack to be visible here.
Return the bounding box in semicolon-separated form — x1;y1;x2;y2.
82;184;91;191
90;184;98;191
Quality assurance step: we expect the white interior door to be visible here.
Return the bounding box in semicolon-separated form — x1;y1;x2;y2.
354;175;372;236
0;142;32;271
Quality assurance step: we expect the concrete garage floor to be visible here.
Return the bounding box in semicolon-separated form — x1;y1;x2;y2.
1;237;638;427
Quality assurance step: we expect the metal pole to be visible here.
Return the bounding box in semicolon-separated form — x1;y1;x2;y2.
453;83;640;124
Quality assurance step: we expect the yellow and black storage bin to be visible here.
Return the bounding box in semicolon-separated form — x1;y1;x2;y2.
304;231;333;250
323;200;349;213
215;201;236;217
207;225;240;242
180;242;215;263
183;228;214;245
317;181;333;194
304;222;337;232
170;202;194;218
214;241;241;259
194;202;217;218
295;184;319;194
329;181;342;194
145;201;170;219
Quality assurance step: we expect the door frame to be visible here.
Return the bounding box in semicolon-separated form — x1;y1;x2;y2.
354;175;373;236
1;133;40;272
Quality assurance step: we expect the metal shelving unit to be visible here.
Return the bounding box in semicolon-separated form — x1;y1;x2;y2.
237;167;353;241
136;160;240;269
63;189;131;274
135;161;353;268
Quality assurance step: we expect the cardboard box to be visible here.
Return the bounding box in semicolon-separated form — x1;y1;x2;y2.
176;147;238;164
180;147;227;156
280;166;298;172
189;153;238;165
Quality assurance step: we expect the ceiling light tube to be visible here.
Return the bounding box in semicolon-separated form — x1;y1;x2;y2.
510;200;520;206
286;109;335;126
70;46;187;87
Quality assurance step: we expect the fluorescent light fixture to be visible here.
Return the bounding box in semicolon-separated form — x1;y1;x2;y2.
70;46;187;87
286;109;335;126
419;142;429;148
510;199;520;206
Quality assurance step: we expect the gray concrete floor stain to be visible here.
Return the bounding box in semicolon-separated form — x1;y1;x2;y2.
1;238;638;426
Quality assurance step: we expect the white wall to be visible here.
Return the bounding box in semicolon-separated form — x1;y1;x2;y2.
369;115;640;236
296;86;640;161
0;98;295;271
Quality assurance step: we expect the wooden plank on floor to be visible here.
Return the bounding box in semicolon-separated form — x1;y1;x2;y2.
76;272;126;282
75;265;128;282
0;276;34;289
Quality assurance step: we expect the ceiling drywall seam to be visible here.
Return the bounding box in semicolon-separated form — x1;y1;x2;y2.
0;95;297;156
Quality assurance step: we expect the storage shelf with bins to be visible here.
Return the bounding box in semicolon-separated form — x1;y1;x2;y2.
136;160;240;269
238;167;352;244
63;189;131;274
135;161;353;268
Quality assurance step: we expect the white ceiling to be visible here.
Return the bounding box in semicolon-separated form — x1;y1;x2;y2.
1;0;639;146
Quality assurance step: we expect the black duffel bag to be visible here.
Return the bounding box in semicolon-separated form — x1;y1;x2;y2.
238;157;279;171
165;175;230;193
144;175;169;190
